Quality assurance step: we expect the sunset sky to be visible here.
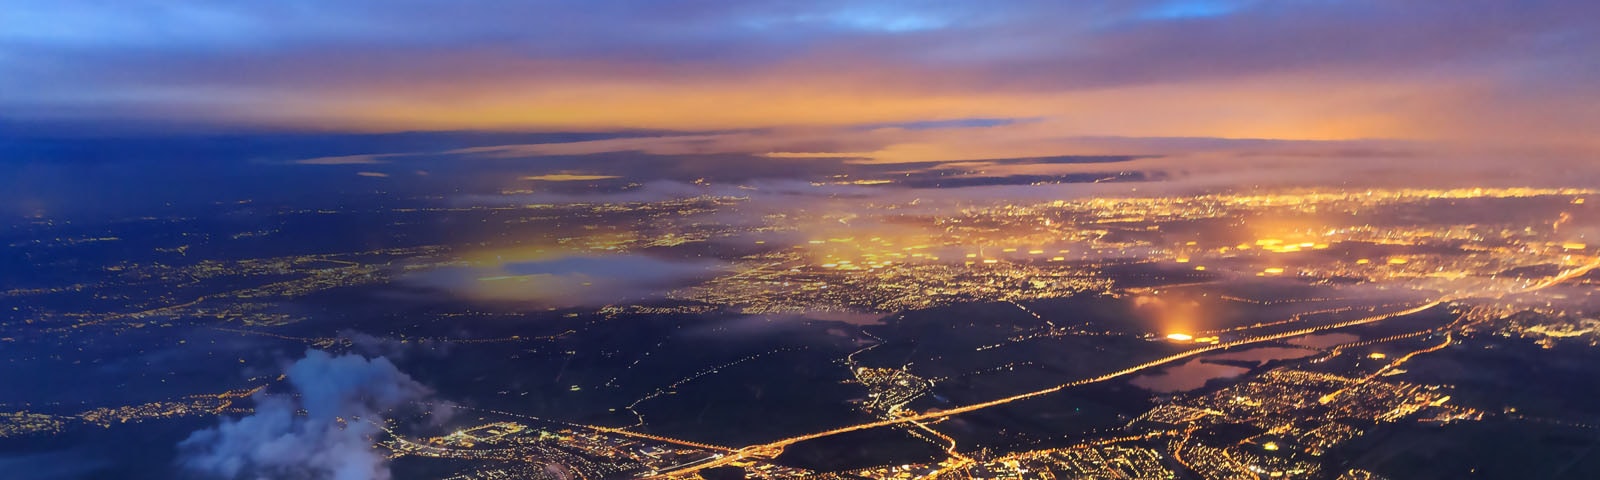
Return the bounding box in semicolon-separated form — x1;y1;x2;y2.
3;0;1599;202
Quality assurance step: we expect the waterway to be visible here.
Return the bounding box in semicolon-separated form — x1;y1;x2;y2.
1288;332;1359;349
1130;345;1319;392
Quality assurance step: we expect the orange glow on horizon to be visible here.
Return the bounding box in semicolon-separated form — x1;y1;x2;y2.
241;68;1441;148
521;173;622;181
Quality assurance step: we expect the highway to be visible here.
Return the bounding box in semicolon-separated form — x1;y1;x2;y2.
647;300;1446;477
644;255;1600;477
439;403;734;452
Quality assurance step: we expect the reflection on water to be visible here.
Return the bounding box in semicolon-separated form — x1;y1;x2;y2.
1131;346;1320;392
1288;332;1359;349
1207;346;1318;366
1129;358;1249;393
803;311;888;326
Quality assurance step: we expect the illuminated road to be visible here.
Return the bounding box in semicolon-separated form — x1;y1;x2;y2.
438;403;734;452
1320;331;1455;405
374;256;1600;477
645;256;1600;477
588;425;733;452
648;300;1446;477
1166;426;1205;478
1520;256;1600;292
904;420;973;479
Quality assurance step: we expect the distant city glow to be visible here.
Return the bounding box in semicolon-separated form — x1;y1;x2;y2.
3;2;1599;478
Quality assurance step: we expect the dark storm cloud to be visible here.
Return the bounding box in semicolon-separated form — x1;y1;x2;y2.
178;350;430;480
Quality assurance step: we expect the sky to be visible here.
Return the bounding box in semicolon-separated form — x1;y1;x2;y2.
2;0;1599;209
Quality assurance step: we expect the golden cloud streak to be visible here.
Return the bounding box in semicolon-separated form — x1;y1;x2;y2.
521;174;623;181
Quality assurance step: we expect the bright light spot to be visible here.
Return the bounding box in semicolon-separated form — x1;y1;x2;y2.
1368;352;1388;359
1262;441;1279;451
1264;267;1286;274
1166;333;1194;341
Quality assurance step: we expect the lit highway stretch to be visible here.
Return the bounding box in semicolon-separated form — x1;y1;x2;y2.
646;255;1600;477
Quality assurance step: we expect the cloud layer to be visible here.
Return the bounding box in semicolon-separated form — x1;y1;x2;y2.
3;0;1598;152
408;254;727;307
178;350;430;480
3;0;1597;201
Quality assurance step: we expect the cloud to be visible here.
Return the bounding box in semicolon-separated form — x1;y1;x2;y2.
341;330;450;360
520;173;622;182
4;0;1598;153
3;1;1598;196
178;350;430;480
447;133;768;158
407;253;727;307
294;154;401;165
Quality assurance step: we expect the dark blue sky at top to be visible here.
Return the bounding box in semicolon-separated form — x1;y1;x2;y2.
2;0;1599;217
5;0;1595;132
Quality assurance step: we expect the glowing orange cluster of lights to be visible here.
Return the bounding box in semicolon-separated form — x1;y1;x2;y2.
1164;333;1220;344
1249;238;1331;254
